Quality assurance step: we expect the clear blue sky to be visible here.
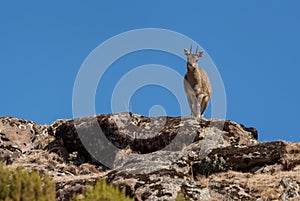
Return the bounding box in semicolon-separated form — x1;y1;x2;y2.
1;1;300;142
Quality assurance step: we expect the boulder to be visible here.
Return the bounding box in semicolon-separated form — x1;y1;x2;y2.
1;113;300;201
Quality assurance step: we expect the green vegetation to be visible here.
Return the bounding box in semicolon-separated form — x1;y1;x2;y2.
0;162;191;201
176;191;188;201
0;163;56;201
198;154;232;177
73;179;134;201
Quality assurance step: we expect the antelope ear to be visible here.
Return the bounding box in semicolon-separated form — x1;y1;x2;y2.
197;50;204;57
184;48;190;56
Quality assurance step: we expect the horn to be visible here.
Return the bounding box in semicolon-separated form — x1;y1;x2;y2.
196;46;198;54
190;45;192;53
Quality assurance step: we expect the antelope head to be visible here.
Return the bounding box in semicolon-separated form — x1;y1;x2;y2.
184;46;204;68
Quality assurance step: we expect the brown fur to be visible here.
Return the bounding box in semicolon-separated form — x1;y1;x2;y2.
184;48;212;118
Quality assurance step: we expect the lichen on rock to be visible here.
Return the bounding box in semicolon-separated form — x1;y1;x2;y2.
1;113;300;200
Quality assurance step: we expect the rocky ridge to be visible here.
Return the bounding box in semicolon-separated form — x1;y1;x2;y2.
0;112;300;200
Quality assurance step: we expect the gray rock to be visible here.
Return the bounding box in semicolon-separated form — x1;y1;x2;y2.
1;113;300;200
280;177;300;200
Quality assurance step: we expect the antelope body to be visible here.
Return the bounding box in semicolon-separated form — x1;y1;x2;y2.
184;47;212;118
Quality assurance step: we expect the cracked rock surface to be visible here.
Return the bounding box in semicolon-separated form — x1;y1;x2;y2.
1;112;300;200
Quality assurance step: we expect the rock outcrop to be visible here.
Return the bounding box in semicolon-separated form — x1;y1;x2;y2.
0;113;299;200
